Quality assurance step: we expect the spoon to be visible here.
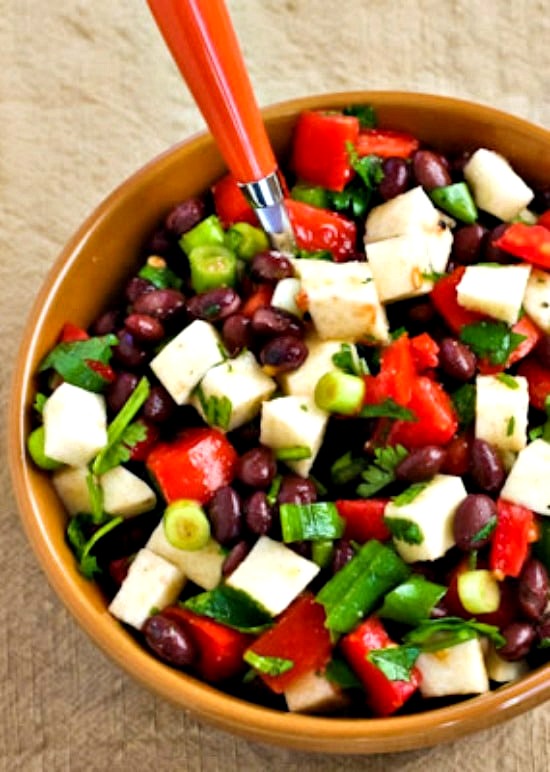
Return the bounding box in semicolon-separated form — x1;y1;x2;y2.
147;0;295;253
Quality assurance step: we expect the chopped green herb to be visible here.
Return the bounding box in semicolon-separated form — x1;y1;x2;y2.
497;373;520;389
266;474;282;506
86;470;104;524
243;651;294;676
274;446;311;461
39;334;119;392
324;658;362;689
331;451;367;486
332;343;369;376
384;517;424;545
392;482;428;507
194;386;232;431
279;502;345;542
183;586;273;633
506;415;516;436
33;393;47;414
66;513;123;579
471;517;497;544
404;616;505;652
358;398;416;421
356;444;408;498
451;383;476;427
294;248;333;261
138;259;182;290
421;269;446;282
538;638;550;649
343;104;377;128
390;327;407;340
367;645;420;682
459;321;526;365
347;145;384;190
327;177;373;219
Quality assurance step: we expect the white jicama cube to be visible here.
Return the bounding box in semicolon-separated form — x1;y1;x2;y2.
365;186;443;241
523;268;550;333
100;466;157;518
291;259;389;343
456;264;531;324
463;148;534;221
475;375;529;456
417;638;489;698
226;535;320;615
149;319;224;405
259;395;328;477
500;439;550;515
279;337;354;400
53;466;91;515
284;670;350;714
43;382;107;466
384;474;467;562
146;522;224;590
108;548;186;630
366;228;452;303
190;350;277;432
485;644;529;683
271;277;303;317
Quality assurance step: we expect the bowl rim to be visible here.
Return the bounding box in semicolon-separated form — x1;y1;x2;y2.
8;90;550;754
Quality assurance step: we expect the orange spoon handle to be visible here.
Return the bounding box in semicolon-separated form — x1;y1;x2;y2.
147;0;277;183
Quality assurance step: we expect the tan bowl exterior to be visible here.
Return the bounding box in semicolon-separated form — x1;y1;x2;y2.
9;91;550;754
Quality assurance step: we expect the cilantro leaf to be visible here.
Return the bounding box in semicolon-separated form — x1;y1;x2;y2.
243;651;294;676
343;104;377;129
66;513;123;579
347;146;384;190
496;373;520;389
451;383;476;427
404;617;505;652
183;586;273;634
195;386;233;431
327;177;373;219
86;470;104;524
294;248;333;261
358;399;416;421
384;516;424;544
324;658;362;689
39;334;118;392
332;343;369;376
93;421;147;475
33;393;48;414
356;444;408;498
392;482;428;507
459;321;525;365
367;645;420;681
138;261;182;290
331;451;367;486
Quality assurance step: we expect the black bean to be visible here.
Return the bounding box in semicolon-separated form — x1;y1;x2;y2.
207;486;242;545
451;224;488;265
412;150;452;190
407;301;435;327
519;558;549;622
91;309;121;336
442;434;471;476
439;337;476;381
483;224;515;264
186;287;241;323
125;276;155;304
250;251;295;283
113;330;148;369
132;288;186;322
535;334;550;369
259;335;308;372
106;371;139;413
470;439;505;493
379;157;410;201
244;491;273;535
221;540;250;577
331;539;354;574
143;614;196;667
164;197;206;236
222;313;252;355
452;493;497;551
498;622;536;661
396;445;446;482
143;385;176;424
278;475;317;505
251;306;304;338
124;313;165;343
147;227;174;256
235;446;277;489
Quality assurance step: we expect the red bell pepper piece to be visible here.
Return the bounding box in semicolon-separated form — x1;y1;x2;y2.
379;334;416;406
163;606;252;682
129;419;160;462
388;375;458;449
240;284;273;318
518;355;550;410
477;315;542;374
211;173;257;228
59;322;90;342
430;267;487;334
335;499;391;542
291;111;360;192
355;128;419;159
284;198;357;261
444;556;518;629
489;499;536;579
244;593;332;694
493;222;550;269
410;333;439;371
85;359;116;383
341;616;420;716
146;427;237;505
537;210;550;231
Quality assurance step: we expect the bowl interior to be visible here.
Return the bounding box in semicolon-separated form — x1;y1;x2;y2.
9;91;550;754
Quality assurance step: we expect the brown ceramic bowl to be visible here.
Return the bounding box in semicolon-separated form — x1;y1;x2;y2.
9;91;550;754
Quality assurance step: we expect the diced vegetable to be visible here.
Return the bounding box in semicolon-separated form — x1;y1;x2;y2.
163;500;211;551
211;173;257;227
493;222;550;268
188;244;237;293
285;198;357;261
489;499;536;578
279;502;345;542
378;575;447;625
335;499;391;542
429;182;478;223
355;128;419;159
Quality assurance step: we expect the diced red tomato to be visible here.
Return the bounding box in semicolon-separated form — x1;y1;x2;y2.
537;210;550;231
379;334;416;405
335;499;391;542
244;593;332;694
291;111;360;192
85;359;116;383
444;557;518;629
489;500;536;578
212;173;258;228
146;427;237;504
478;315;542;374
388;376;458;449
240;284;273;318
285;198;357;261
493;222;550;269
129;419;160;462
163;606;252;682
517;356;550;410
355;128;419;159
59;322;90;342
341;616;420;716
430;267;487;334
410;333;440;371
